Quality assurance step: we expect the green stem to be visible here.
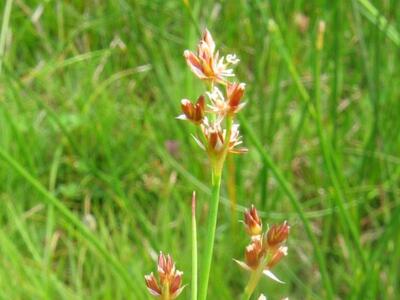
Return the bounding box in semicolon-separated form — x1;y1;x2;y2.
198;170;222;300
198;83;231;300
0;0;13;74
191;192;198;300
313;22;367;268
242;269;263;300
0;148;143;297
242;251;271;300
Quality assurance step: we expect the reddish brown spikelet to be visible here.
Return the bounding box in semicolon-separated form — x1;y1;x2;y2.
244;205;262;236
245;236;263;269
266;221;290;248
145;252;184;299
145;272;162;296
180;95;205;123
267;246;288;269
158;253;175;284
184;29;236;84
227;82;246;113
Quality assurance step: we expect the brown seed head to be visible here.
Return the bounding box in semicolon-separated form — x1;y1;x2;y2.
244;205;262;236
266;221;290;248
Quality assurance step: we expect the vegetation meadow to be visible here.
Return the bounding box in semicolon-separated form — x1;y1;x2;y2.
0;0;399;299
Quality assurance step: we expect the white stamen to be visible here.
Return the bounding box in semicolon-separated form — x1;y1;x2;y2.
227;54;240;64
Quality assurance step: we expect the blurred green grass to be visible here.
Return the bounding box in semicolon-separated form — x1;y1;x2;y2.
1;0;400;299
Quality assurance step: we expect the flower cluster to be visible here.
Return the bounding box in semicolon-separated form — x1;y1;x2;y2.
145;252;185;299
236;205;290;283
180;29;247;172
183;29;239;84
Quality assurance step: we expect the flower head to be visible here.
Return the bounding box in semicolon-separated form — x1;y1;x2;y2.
227;82;246;114
184;29;238;84
235;206;290;284
207;83;245;120
145;252;184;299
244;205;262;236
244;236;264;269
194;122;247;155
145;272;162;297
228;124;247;154
266;221;290;248
236;235;288;283
267;246;288;269
177;95;205;124
207;87;229;120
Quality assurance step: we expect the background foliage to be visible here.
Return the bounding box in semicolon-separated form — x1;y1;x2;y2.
1;0;399;299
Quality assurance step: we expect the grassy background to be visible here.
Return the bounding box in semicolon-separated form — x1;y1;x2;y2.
1;0;400;299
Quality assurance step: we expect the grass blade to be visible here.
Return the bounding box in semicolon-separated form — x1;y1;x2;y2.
0;148;144;297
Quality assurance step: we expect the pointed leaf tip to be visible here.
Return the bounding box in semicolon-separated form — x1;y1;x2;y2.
192;191;196;216
263;270;285;284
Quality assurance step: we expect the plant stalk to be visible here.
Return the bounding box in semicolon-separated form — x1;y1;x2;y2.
191;192;198;300
0;0;13;74
241;252;270;300
242;269;263;300
198;169;222;300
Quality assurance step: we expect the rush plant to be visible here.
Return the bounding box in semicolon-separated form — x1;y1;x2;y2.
181;29;247;300
144;29;289;300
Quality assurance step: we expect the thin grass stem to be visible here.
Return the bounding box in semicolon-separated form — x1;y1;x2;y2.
0;148;143;297
191;192;198;300
198;171;222;300
0;0;13;74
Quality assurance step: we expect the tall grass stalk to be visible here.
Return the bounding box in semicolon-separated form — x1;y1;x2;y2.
191;192;198;300
0;148;143;297
0;0;13;73
199;171;222;300
312;22;367;268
